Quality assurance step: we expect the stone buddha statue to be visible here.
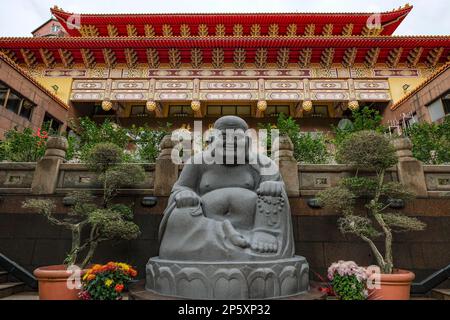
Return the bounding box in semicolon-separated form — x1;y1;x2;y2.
146;116;309;299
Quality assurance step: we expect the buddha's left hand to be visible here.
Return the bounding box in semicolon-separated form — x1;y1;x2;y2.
257;181;283;197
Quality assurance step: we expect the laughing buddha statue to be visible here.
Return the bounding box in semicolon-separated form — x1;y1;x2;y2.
146;116;309;299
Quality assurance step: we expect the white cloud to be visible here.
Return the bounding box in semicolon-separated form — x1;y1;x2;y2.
0;0;449;36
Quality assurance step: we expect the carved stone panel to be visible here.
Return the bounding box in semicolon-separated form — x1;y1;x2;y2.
200;80;258;90
72;80;106;90
156;80;194;90
201;92;257;100
112;80;150;90
310;80;348;90
357;91;391;101
266;91;303;101
265;80;304;90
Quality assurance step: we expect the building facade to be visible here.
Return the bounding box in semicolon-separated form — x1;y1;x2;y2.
0;53;68;138
0;4;449;134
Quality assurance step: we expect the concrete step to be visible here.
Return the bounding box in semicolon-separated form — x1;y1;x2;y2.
431;289;450;300
0;282;26;299
0;271;8;284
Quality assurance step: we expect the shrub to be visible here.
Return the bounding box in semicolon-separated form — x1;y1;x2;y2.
405;117;450;164
258;114;330;164
22;143;144;268
333;106;385;147
0;127;48;162
318;131;426;274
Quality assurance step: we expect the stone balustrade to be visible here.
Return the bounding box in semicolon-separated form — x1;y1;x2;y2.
0;135;449;198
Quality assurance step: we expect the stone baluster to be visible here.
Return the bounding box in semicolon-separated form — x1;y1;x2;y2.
154;135;179;196
272;135;300;197
31;136;68;195
392;137;428;197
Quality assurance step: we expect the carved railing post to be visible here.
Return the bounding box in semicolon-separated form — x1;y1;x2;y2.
31;136;68;195
272;135;300;197
154;135;178;196
392;137;428;197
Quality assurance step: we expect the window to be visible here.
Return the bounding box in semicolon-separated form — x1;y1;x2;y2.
443;98;450;116
266;105;290;117
19;99;34;120
304;105;329;118
5;91;22;114
0;83;8;107
0;81;36;120
207;105;251;116
169;105;193;117
51;25;61;33
43;113;62;133
428;99;445;122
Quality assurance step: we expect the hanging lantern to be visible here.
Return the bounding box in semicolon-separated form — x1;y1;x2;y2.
146;100;157;112
348;100;360;111
101;100;113;112
257;100;268;112
302;100;313;113
191;100;201;112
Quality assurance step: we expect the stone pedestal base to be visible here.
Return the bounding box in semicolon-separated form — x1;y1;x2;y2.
145;256;309;300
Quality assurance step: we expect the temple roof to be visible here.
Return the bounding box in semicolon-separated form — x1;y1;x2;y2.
1;35;449;69
50;5;413;37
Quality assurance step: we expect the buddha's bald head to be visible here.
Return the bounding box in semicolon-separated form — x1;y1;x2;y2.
214;116;249;132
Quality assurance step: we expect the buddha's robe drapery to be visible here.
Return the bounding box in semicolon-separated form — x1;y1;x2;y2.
158;152;295;262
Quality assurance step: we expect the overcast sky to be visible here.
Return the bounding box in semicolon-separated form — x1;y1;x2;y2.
0;0;449;37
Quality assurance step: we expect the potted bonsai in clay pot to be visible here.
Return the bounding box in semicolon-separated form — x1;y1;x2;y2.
318;131;426;300
23;143;144;300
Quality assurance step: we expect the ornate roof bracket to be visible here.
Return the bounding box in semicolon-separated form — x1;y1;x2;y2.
234;48;246;69
102;48;117;69
79;25;99;37
198;24;209;37
251;24;261;37
180;24;190;37
277;48;290;69
81;48;96;69
342;47;357;68
364;47;380;68
1;49;17;63
320;48;335;69
215;24;226;37
162;24;173;37
298;48;312;68
108;24;119;37
127;25;138;37
386;47;403;68
304;24;315;36
212;48;224;69
255;48;268;69
425;47;444;68
144;25;156;37
341;24;354;36
407;47;424;67
39;48;56;69
191;48;203;69
20;49;37;68
322;24;333;36
268;24;279;37
168;48;181;68
233;24;243;37
125;48;138;69
286;24;297;37
147;48;160;69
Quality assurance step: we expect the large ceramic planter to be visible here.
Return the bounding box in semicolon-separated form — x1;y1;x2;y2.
34;265;87;300
368;269;415;300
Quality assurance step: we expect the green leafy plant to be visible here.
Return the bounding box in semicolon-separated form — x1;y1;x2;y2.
128;123;171;162
405;117;450;164
318;131;426;274
258;113;330;164
0;127;48;162
333;106;385;147
22;143;144;268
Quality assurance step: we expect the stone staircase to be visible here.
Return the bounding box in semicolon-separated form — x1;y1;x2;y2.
0;268;26;299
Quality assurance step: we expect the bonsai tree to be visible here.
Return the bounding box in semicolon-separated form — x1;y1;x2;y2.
23;143;145;268
318;131;426;274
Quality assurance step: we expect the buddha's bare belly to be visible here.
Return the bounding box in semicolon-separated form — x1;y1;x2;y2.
201;187;257;230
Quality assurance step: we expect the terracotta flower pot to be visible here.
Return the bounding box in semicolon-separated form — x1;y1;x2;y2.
368;269;415;300
34;265;88;300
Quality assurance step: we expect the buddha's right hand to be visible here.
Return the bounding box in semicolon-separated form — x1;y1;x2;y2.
175;190;201;208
